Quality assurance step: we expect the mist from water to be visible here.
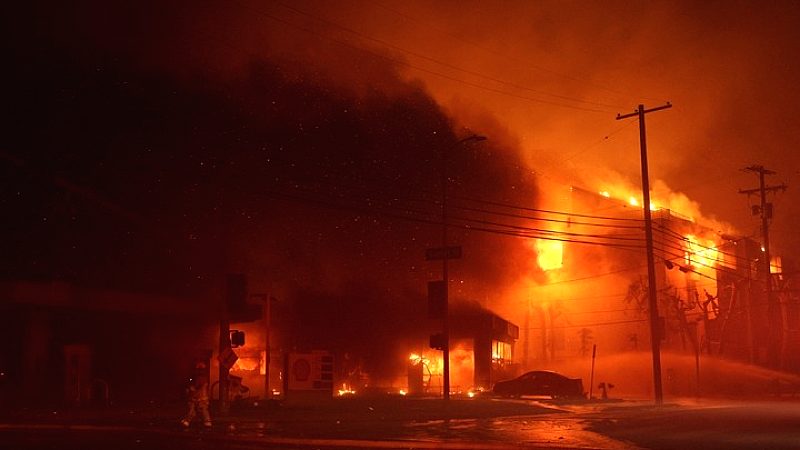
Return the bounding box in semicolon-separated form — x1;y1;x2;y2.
549;351;800;400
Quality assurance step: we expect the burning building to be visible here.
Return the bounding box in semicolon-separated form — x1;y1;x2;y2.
408;305;519;397
500;180;800;395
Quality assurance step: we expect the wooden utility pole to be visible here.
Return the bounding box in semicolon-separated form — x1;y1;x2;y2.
616;102;672;404
439;134;486;401
251;293;275;400
739;165;787;367
219;308;231;416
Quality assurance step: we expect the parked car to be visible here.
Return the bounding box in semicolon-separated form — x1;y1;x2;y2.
492;370;586;399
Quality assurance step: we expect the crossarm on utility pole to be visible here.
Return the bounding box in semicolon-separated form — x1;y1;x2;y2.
739;165;788;367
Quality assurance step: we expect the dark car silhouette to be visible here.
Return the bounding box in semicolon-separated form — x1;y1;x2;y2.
492;370;586;399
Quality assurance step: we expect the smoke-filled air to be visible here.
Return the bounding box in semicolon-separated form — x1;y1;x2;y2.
8;0;800;394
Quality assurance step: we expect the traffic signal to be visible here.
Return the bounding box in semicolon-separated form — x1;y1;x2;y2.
429;333;446;350
230;330;245;348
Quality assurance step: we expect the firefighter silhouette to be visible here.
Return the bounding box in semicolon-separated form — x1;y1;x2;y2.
181;361;211;428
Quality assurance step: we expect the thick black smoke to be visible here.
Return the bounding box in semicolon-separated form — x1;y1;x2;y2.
6;7;540;382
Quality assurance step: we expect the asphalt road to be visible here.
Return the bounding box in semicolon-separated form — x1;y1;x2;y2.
1;396;799;449
581;399;800;450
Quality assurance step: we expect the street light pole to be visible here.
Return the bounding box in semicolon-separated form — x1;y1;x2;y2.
441;133;486;401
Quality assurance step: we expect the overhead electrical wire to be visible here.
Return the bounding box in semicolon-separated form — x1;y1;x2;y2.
225;166;650;250
447;192;644;224
229;156;647;229
20;4;788;334
153;1;776;278
225;148;651;232
654;225;766;269
30;3;777;289
545;120;638;165
169;2;775;274
268;0;625;110
528;317;649;330
33;123;770;287
223;0;620;113
219;150;773;282
370;0;667;105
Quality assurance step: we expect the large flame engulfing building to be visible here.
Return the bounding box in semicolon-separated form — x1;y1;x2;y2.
487;180;799;397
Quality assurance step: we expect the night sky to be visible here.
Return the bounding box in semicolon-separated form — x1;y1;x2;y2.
6;1;800;380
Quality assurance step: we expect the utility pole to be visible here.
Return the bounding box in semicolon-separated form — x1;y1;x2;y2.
264;294;272;400
219;307;231;416
217;187;232;417
739;165;787;367
439;134;486;401
616;102;672;404
251;293;275;400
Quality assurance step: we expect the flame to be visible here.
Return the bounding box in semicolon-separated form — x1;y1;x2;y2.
492;340;512;362
407;342;476;395
512;177;743;379
625;196;658;210
532;239;563;271
771;256;782;275
593;178;721;224
232;357;259;371
409;353;427;365
684;234;719;270
338;383;356;396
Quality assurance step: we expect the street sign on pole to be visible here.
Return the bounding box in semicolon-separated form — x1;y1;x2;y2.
426;246;462;261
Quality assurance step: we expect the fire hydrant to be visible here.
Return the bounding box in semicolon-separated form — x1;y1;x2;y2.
598;382;614;399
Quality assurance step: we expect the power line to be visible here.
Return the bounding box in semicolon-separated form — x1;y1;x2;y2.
218;148;654;239
370;1;666;104
448;192;644;224
224;0;620;113
233;175;649;250
222;157;774;281
270;0;624;110
528;317;649;330
654;225;762;269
